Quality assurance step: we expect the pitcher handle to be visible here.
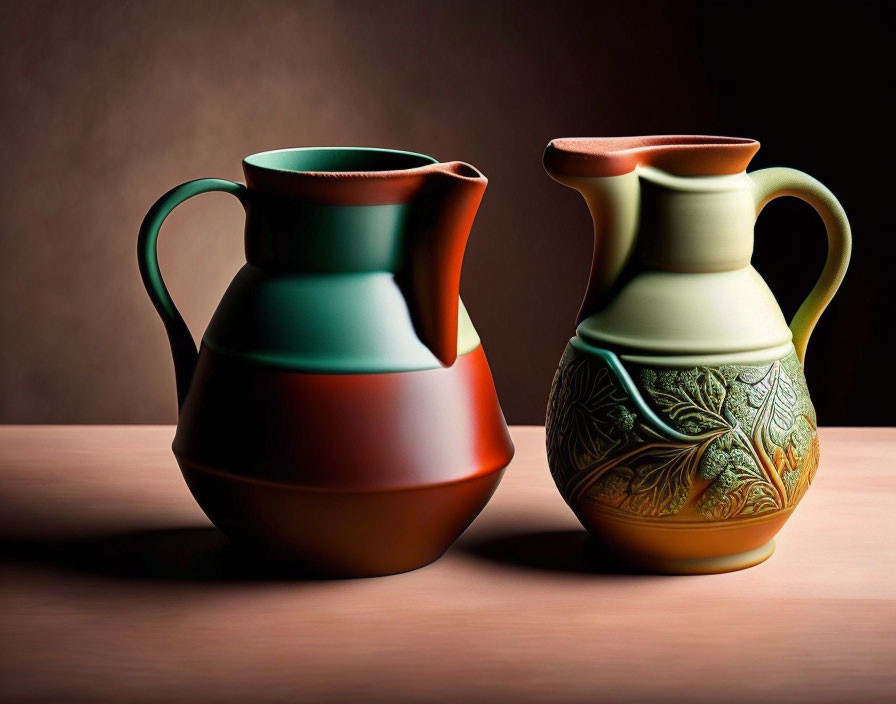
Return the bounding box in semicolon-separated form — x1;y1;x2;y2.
750;167;851;365
137;179;248;411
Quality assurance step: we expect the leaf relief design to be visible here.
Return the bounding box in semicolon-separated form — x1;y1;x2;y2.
545;348;819;522
546;350;642;490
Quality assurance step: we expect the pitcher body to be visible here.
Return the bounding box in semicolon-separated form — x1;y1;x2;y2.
139;147;514;577
544;137;850;574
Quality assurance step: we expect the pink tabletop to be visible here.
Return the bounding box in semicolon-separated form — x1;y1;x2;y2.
1;426;894;703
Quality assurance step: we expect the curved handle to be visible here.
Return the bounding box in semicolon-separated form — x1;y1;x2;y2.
138;178;248;411
750;167;851;365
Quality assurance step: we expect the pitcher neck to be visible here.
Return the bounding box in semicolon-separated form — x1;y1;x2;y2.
239;147;437;273
239;147;485;275
635;167;757;273
244;196;410;273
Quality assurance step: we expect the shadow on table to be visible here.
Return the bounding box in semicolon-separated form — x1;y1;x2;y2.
4;526;652;582
0;527;333;583
461;528;647;576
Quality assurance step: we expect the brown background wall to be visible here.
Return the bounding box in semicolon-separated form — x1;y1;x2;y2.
0;0;893;425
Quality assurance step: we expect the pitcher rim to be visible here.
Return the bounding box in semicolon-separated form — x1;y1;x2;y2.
544;135;760;179
242;147;485;205
243;146;440;177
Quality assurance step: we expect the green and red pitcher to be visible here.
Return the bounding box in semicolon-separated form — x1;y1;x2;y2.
138;148;514;577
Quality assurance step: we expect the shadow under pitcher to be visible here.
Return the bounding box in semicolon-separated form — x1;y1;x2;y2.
543;136;851;574
138;147;514;577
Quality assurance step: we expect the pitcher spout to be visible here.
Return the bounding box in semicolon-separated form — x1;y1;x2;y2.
402;161;487;367
543;140;642;324
543;136;760;324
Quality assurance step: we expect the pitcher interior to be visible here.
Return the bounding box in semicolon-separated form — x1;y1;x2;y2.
243;147;438;175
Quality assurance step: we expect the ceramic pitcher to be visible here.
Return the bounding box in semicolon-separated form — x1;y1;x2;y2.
543;136;851;574
138;147;514;577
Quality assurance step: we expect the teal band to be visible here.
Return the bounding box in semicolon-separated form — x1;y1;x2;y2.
569;337;697;442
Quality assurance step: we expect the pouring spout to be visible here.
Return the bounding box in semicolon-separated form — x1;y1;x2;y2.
543;136;760;325
402;162;487;367
544;141;641;324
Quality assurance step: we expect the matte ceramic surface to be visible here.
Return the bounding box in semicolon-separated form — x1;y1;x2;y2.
543;136;851;574
138;147;514;577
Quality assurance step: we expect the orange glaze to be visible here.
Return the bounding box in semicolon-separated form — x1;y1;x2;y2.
544;135;760;177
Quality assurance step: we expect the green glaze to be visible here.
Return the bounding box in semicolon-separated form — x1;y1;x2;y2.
204;267;479;371
751;168;852;363
542;137;850;572
569;337;694;442
137;148;485;409
138;179;248;409
547;342;818;521
243;146;437;173
245;202;410;272
550;165;852;365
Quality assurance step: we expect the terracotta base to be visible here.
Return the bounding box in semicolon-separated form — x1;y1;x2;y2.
621;541;775;575
576;503;793;575
179;460;505;578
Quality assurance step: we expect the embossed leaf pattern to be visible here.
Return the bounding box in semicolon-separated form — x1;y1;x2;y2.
695;435;778;519
546;349;819;521
546;353;640;488
622;444;702;517
743;363;799;446
585;443;700;517
640;368;730;435
738;360;817;505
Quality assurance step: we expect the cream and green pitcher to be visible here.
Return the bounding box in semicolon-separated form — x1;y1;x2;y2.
543;136;851;574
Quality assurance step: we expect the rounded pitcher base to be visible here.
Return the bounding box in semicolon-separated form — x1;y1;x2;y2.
620;541;775;575
576;505;792;575
179;461;505;578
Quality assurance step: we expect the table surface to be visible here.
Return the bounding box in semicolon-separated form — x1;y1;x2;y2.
1;426;894;704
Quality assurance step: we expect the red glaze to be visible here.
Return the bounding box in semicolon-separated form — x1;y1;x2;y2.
401;163;486;366
179;464;504;576
544;136;760;178
173;344;512;577
174;344;513;491
143;149;507;577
